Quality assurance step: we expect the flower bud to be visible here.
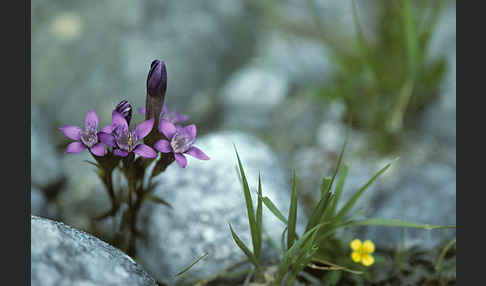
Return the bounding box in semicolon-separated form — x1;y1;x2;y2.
145;60;167;123
114;100;133;125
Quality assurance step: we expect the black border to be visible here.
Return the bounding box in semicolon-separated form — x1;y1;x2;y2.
3;0;29;283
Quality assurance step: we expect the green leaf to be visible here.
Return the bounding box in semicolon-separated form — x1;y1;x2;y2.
263;196;288;225
329;164;348;217
84;160;101;169
277;223;325;281
335;160;394;222
281;227;288;253
229;223;259;268
327;131;348;194
350;218;456;230
401;0;418;75
234;147;259;257
144;194;173;209
306;177;332;231
287;169;298;250
309;258;362;275
255;174;263;262
175;252;209;276
435;237;456;272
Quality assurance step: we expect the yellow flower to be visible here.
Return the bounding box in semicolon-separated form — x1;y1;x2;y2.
350;239;375;266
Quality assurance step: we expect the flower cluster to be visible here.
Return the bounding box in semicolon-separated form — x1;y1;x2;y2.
350;239;375;266
60;59;209;168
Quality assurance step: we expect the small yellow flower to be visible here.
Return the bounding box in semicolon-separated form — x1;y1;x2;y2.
350;239;375;266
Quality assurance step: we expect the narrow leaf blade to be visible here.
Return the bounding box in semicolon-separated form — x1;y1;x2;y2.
263;196;288;225
229;223;259;268
336;160;394;221
287;169;298;250
234;147;258;256
350;218;456;230
175;253;209;276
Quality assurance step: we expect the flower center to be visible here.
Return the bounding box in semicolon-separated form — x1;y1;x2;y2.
80;127;98;148
115;128;137;152
170;131;194;153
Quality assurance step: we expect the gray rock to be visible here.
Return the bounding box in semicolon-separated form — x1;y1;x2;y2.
56;152;113;231
31;188;47;217
221;65;290;131
31;106;64;188
254;31;335;87
136;131;306;284
362;162;456;249
31;215;157;286
32;0;260;127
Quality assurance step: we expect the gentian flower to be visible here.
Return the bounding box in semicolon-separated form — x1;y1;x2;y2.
154;119;209;168
138;104;188;124
145;59;167;122
99;112;157;158
114;100;133;126
60;109;106;156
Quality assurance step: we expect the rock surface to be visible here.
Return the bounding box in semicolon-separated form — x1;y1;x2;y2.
32;0;260;127
136;131;306;284
31;215;157;286
31;106;64;189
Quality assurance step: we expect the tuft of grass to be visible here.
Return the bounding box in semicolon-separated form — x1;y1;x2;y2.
229;133;455;285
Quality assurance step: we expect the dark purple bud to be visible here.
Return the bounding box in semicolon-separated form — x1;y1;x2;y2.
115;100;133;125
145;60;167;123
147;60;167;98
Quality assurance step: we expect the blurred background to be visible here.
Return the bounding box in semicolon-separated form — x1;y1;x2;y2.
31;0;455;282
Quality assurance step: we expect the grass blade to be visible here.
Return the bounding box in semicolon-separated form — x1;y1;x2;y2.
263;196;288;225
305;177;332;231
350;218;456;230
229;223;259;268
309;258;362;275
144;194;173;209
234;147;258;256
335;160;394;221
175;252;209;276
327;131;348;193
435;238;456;272
277;223;325;281
287;169;298;250
255;174;263;262
329;164;348;217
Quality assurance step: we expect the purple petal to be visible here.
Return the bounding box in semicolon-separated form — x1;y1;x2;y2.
138;107;146;115
90;143;106;156
98;132;116;147
158;119;176;139
65;142;86;154
154;139;172;153
114;149;129;157
175;113;189;123
134;118;154;139
185;146;210;160
85;109;99;129
112;111;128;130
101;124;113;134
60;125;81;140
133;144;157;158
174;153;187;168
184;124;197;141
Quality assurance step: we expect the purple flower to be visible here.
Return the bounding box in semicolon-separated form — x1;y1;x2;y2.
147;60;167;98
138;104;188;124
145;60;167;122
60;109;106;156
115;100;133;126
154;119;209;168
99;111;157;158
